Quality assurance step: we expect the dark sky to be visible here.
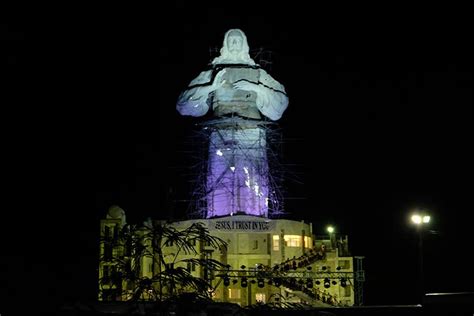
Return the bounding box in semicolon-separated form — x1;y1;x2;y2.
2;3;472;313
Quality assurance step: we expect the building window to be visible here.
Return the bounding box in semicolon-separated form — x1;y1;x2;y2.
255;293;266;303
110;265;117;276
113;224;118;241
124;239;132;257
304;236;312;248
272;235;280;251
344;285;351;297
187;261;196;272
104;226;110;239
104;244;113;261
284;235;301;247
253;240;258;249
228;288;241;299
103;265;110;283
338;260;350;269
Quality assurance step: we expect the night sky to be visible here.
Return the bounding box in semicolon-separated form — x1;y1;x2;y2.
2;3;473;313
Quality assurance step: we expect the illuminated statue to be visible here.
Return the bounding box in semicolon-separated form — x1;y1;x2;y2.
177;29;289;218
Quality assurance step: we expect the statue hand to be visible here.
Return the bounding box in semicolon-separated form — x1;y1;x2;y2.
212;69;227;89
232;80;259;92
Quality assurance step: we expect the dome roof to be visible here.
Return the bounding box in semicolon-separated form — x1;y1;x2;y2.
107;205;125;219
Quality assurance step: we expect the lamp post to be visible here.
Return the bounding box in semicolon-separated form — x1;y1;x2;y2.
326;226;334;234
327;226;335;249
410;212;430;304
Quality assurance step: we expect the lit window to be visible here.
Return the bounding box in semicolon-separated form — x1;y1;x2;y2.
255;293;266;303
272;235;280;251
304;236;312;248
284;235;301;247
228;288;241;299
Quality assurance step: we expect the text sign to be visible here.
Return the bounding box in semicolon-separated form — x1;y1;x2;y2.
213;220;275;232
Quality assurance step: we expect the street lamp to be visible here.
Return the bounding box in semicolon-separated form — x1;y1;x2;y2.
410;211;431;304
411;214;431;225
327;226;335;249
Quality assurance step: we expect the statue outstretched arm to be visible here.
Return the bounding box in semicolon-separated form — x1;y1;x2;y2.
176;69;226;117
232;69;288;121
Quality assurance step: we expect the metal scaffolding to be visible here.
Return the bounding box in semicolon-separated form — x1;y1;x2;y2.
183;117;288;219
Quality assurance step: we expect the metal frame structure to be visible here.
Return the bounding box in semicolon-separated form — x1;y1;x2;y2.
184;117;288;219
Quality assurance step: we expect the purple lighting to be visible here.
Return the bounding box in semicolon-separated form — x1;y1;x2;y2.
206;127;269;218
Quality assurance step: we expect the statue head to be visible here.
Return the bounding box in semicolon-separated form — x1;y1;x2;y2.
227;29;244;53
212;29;256;65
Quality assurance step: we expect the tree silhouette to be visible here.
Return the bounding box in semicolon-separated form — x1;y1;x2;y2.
99;221;227;303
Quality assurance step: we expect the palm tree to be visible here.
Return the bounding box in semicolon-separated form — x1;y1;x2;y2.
99;220;227;303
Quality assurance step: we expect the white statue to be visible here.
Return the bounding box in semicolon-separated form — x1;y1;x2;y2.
176;29;289;218
176;29;289;121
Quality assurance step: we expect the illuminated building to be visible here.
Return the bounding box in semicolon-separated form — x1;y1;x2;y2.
99;208;358;306
98;29;363;307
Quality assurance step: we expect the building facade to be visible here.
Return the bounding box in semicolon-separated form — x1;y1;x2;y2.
98;207;356;307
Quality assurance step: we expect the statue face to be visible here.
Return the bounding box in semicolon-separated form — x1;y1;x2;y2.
227;32;243;53
212;29;254;65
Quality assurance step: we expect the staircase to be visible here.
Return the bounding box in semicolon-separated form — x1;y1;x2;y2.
284;288;332;307
273;249;340;307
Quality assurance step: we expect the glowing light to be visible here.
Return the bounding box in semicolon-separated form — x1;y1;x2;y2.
411;215;422;224
206;128;269;218
327;226;335;233
411;210;431;225
284;235;301;247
